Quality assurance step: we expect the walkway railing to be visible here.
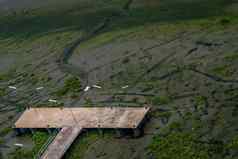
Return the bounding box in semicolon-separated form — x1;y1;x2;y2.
34;129;60;159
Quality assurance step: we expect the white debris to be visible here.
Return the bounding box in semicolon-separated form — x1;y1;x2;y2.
84;86;91;92
121;85;129;89
49;99;58;103
92;85;102;89
8;86;17;90
36;87;44;90
14;143;23;147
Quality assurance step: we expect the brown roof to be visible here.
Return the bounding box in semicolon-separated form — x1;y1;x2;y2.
14;107;150;129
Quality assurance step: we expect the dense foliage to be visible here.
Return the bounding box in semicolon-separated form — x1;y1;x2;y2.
9;131;49;159
148;132;225;159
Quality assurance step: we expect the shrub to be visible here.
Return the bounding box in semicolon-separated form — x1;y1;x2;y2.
152;95;171;105
0;127;12;137
9;148;32;159
148;132;212;159
65;132;98;159
32;131;49;155
220;18;230;25
56;77;81;97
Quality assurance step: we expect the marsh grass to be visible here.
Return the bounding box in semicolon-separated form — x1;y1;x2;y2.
9;131;49;159
55;77;81;97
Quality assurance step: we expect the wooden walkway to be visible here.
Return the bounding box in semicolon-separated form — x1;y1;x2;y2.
41;127;83;159
15;107;150;129
14;107;150;159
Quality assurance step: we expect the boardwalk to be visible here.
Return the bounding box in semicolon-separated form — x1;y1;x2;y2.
14;107;150;159
15;107;150;128
41;127;83;159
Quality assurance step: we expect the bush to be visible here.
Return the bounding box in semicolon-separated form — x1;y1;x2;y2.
152;95;171;105
220;18;230;25
9;131;49;159
65;132;98;159
148;132;212;159
56;77;81;97
0;127;12;137
9;148;32;159
32;131;49;155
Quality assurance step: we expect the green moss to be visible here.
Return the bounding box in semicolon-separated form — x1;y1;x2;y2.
0;138;4;145
184;112;193;120
224;89;238;99
195;96;206;106
216;111;226;127
212;65;234;77
9;131;49;159
148;132;217;159
9;148;32;159
227;136;238;150
56;77;81;97
224;52;238;61
219;18;231;25
152;111;172;119
31;131;49;155
194;95;207;111
152;95;171;105
29;74;39;85
191;118;203;131
0;74;7;81
0;127;12;137
0;71;13;81
0;88;6;97
65;131;99;159
169;121;182;131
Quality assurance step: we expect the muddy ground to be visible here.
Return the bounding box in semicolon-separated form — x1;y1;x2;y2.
0;0;238;159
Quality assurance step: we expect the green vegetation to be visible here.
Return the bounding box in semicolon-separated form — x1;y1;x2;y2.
224;52;238;61
65;131;99;159
9;148;32;159
191;118;203;131
227;136;238;150
31;131;49;155
212;65;234;77
194;95;207;112
152;111;172;119
56;77;81;97
169;121;182;131
0;138;4;145
0;70;14;81
0;127;12;137
224;88;238;99
9;131;49;159
0;0;238;159
65;130;114;159
0;74;7;81
151;95;172;105
0;88;6;97
219;18;231;25
195;96;206;106
148;132;222;159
